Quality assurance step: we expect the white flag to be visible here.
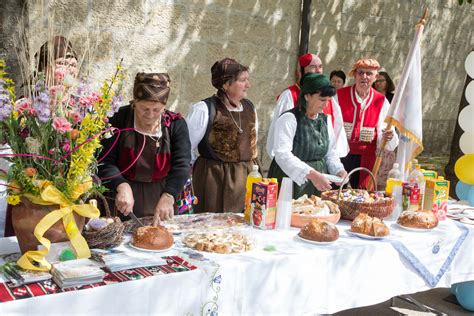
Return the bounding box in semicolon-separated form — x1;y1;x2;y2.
385;24;425;180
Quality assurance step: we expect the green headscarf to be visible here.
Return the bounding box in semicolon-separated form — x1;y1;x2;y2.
298;73;332;113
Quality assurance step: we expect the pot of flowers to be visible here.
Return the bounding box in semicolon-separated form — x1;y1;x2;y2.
0;55;124;271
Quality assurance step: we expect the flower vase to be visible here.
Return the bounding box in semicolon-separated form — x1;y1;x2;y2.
11;197;85;254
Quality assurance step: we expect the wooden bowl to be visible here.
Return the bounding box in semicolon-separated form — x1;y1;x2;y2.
291;212;341;228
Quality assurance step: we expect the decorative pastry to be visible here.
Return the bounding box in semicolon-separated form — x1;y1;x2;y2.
397;210;439;229
183;232;253;254
298;218;339;242
351;213;390;237
132;225;174;250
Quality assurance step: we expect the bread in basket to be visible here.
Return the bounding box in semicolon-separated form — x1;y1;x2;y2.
321;167;393;220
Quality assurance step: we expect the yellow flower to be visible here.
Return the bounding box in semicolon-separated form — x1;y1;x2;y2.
6;195;21;205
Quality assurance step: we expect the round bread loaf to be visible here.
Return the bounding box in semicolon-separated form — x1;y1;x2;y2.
132;225;174;250
298;218;339;242
397;210;438;229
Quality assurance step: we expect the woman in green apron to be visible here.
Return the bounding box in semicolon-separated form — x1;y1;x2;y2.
268;73;347;198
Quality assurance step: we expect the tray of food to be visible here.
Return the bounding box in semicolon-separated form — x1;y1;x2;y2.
124;213;248;234
291;194;341;227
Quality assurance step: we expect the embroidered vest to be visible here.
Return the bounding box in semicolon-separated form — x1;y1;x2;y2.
336;86;385;155
290;108;329;163
200;97;258;162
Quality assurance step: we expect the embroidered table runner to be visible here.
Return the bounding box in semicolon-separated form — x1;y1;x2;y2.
0;256;197;303
383;220;470;287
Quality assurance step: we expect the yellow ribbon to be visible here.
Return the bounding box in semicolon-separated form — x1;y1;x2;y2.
17;179;100;271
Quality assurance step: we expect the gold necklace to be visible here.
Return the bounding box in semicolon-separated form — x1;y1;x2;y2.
147;135;161;148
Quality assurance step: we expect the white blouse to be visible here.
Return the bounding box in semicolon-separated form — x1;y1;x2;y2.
186;100;259;163
266;88;294;158
272;112;345;186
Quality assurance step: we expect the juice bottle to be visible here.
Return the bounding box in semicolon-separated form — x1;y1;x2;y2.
244;165;262;222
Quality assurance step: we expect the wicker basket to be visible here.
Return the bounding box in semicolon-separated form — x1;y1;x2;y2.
321;167;393;220
83;196;124;249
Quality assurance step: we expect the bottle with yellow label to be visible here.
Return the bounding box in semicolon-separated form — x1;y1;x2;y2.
244;165;262;222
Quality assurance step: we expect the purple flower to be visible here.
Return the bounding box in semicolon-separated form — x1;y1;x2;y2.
33;92;51;122
0;91;12;121
107;95;122;117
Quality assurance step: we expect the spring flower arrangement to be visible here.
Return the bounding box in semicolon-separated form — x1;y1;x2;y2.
0;58;125;270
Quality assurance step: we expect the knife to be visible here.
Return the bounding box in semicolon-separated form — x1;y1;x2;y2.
129;212;145;227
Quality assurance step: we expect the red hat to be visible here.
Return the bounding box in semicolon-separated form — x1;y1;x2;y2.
298;53;313;68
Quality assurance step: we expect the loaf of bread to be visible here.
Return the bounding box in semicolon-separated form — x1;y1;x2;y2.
132;225;174;250
298;218;339;242
397;210;438;229
351;213;390;237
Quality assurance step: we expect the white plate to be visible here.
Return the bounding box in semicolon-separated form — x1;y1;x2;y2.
447;213;464;220
296;234;337;245
462;209;474;218
460;217;474;226
447;208;467;215
128;242;174;253
393;222;437;232
346;229;388;240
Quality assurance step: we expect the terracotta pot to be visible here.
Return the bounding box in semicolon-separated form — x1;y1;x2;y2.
11;197;85;254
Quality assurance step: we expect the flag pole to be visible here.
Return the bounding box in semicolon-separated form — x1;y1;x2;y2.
369;9;428;190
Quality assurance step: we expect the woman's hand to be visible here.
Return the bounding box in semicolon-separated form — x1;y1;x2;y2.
335;170;348;186
307;170;332;192
153;193;175;226
115;182;134;215
382;128;394;141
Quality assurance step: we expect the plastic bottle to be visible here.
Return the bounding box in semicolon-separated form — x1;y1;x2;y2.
244;165;262;222
385;163;403;196
407;164;426;210
385;163;404;221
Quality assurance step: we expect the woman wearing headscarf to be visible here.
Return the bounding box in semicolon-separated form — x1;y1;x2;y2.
98;73;191;226
268;73;347;198
186;58;259;213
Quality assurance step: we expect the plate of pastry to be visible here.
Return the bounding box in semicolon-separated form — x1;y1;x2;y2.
346;229;387;240
393;223;436;232
128;242;173;253
296;218;339;244
129;225;175;252
348;213;390;239
395;210;439;231
296;234;336;245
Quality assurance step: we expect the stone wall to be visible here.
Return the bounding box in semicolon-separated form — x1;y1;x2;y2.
1;0;473;170
0;0;27;93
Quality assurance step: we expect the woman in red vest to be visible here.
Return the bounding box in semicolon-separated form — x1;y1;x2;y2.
332;58;398;189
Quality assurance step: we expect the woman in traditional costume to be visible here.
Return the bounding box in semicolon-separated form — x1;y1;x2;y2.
332;58;398;188
98;73;191;226
186;58;259;213
267;73;347;198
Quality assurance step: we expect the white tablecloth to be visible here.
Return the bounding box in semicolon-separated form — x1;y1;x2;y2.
188;219;474;315
0;219;473;315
